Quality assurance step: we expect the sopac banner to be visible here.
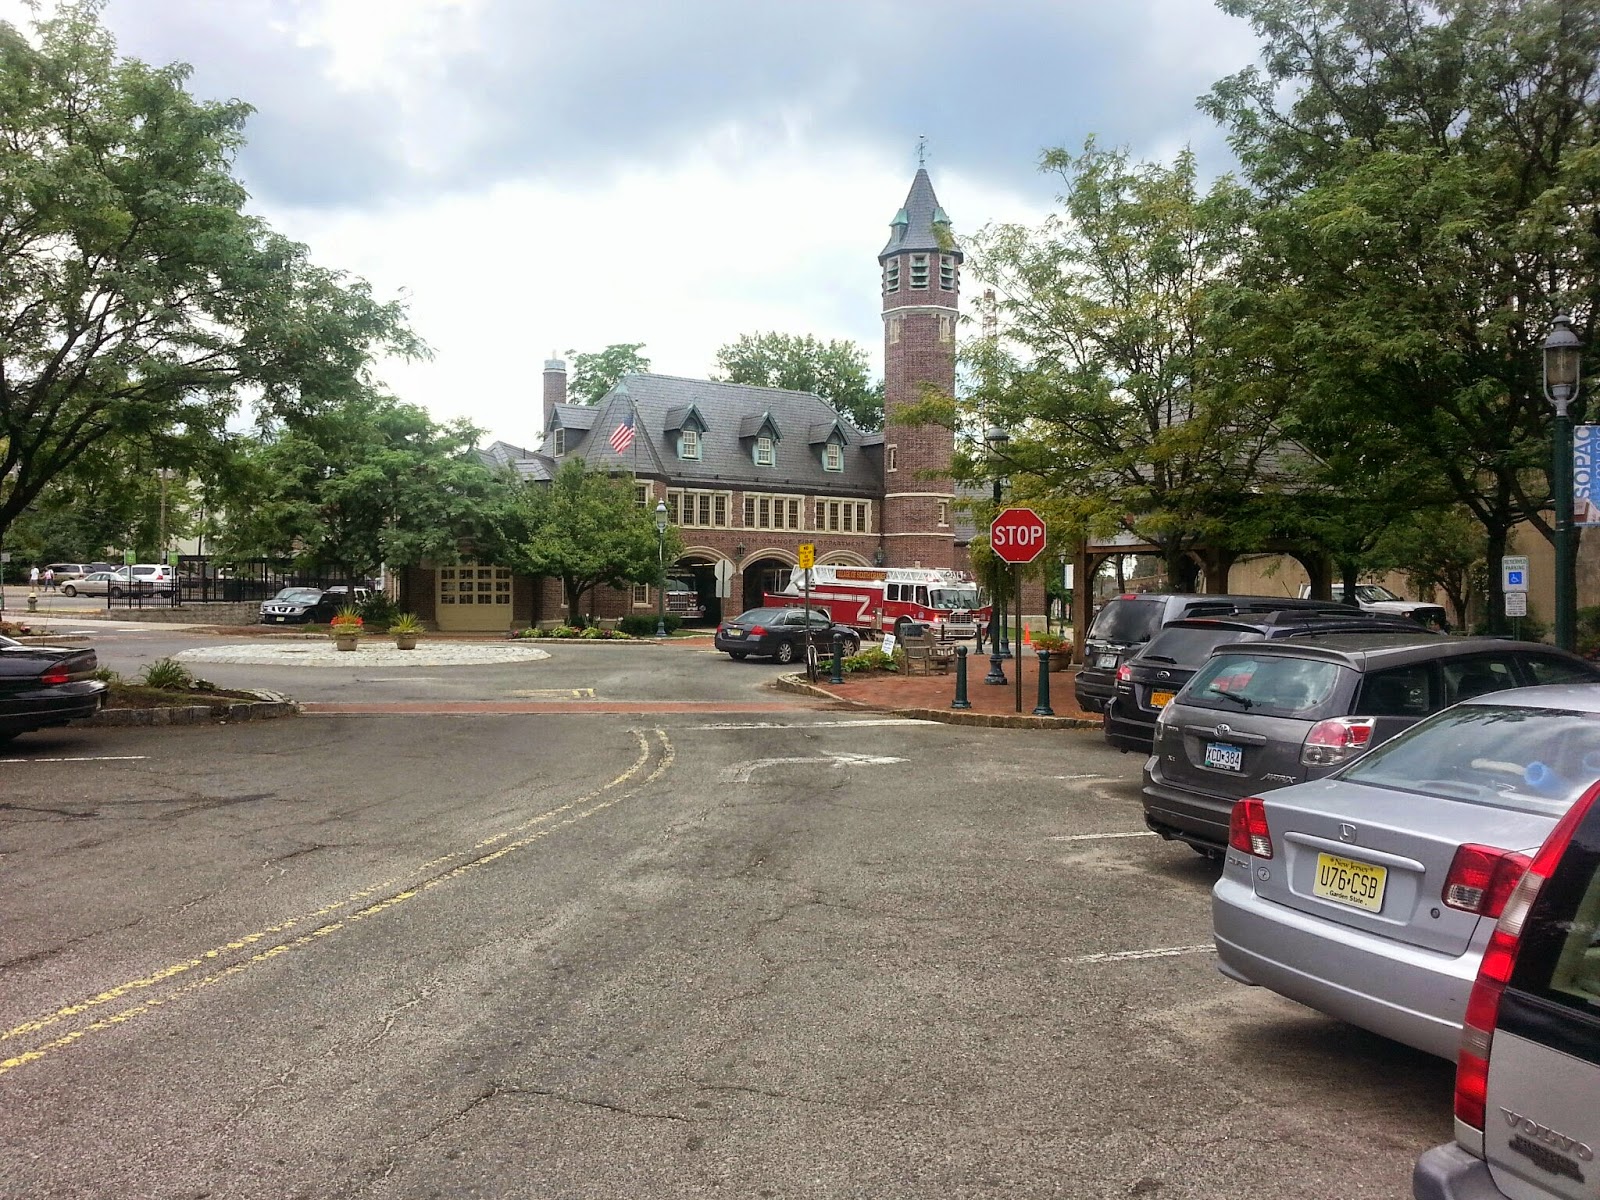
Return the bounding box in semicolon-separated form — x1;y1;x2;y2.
1577;425;1600;526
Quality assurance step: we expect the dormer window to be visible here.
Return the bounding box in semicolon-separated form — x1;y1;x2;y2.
552;428;565;456
910;254;929;289
754;435;775;467
823;442;843;472
884;258;900;294
679;429;701;460
940;255;956;290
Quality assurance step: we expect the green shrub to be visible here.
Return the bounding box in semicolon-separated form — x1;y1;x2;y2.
619;614;682;636
358;592;400;627
92;666;123;685
843;648;899;674
141;658;194;691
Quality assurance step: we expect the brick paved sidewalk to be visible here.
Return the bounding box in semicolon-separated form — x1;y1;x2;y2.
790;655;1098;728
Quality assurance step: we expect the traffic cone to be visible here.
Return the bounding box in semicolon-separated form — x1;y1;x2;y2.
1023;626;1032;647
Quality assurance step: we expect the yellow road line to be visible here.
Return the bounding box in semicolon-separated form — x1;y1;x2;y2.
2;731;658;1047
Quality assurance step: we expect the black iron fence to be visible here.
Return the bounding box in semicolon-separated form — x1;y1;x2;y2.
173;558;374;604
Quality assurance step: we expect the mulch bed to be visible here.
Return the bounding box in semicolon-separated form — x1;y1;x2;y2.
809;661;1094;720
105;684;262;710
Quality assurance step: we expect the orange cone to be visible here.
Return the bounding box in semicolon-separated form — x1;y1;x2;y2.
1023;626;1032;647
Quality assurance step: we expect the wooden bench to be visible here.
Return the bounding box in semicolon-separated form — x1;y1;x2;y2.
902;629;956;675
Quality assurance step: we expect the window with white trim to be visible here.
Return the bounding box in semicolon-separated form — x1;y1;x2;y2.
938;500;950;527
813;500;870;535
742;493;803;530
940;254;956;290
886;445;898;472
666;489;731;528
632;584;650;606
823;442;843;472
678;429;701;460
551;428;565;456
754;436;775;467
634;483;650;507
884;258;900;293
910;253;929;289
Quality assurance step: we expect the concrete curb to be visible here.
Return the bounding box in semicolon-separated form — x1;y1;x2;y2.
774;674;1101;730
88;689;299;729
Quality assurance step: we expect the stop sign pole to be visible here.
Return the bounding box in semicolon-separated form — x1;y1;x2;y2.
990;508;1048;713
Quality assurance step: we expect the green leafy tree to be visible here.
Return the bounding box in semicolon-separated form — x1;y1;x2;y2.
217;397;509;591
1205;0;1600;626
0;4;422;549
1371;506;1487;630
568;343;650;404
712;332;883;431
500;461;682;615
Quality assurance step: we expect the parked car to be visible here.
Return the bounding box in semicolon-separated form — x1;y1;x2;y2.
1074;593;1395;714
1297;581;1451;629
112;564;173;595
1213;684;1600;1060
1103;609;1436;755
715;606;861;664
0;634;107;743
43;562;114;583
1412;774;1600;1198
259;588;339;624
1143;632;1600;856
58;571;126;598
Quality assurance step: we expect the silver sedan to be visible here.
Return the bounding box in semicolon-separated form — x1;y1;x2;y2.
58;571;125;597
1212;683;1600;1059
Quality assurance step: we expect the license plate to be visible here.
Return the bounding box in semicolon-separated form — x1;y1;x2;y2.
1096;653;1118;669
726;629;743;638
1313;852;1388;913
1151;690;1175;708
274;616;286;623
1204;741;1243;771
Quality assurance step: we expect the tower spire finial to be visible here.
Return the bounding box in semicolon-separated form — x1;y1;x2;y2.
916;134;928;168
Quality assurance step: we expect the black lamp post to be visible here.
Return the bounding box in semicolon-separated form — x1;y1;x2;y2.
1544;314;1583;652
654;499;669;638
984;424;1010;685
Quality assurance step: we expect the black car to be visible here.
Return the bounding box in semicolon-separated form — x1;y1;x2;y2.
258;585;371;625
715;607;861;664
1103;609;1435;754
1075;593;1380;714
0;635;107;743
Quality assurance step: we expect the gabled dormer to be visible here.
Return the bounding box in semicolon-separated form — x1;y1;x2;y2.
739;411;781;467
664;403;708;462
808;417;851;473
544;404;597;457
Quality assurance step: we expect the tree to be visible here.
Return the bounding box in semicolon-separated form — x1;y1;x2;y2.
1371;506;1487;630
1205;0;1600;626
568;343;650;404
499;461;682;616
216;396;509;591
960;142;1290;589
712;333;883;431
0;4;421;549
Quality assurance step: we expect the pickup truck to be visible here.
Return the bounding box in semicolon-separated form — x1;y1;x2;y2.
1296;582;1450;629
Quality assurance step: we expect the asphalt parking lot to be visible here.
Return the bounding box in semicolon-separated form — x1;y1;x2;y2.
0;629;1453;1197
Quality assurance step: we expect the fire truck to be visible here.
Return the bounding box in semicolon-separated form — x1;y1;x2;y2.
766;565;988;638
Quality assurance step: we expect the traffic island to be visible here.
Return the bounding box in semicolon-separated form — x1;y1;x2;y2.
89;688;297;729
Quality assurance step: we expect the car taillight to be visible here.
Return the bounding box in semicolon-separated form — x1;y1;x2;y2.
1454;780;1600;1133
747;625;767;637
1300;717;1376;767
39;665;72;686
1228;797;1273;859
1441;844;1532;918
1116;663;1132;683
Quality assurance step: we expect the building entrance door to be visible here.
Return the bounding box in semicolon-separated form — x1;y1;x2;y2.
435;559;513;631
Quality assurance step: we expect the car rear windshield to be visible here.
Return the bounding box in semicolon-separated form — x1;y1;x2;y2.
275;589;322;602
1183;653;1344;717
1140;625;1255;666
1511;807;1600;1013
1340;704;1600;814
1087;598;1165;644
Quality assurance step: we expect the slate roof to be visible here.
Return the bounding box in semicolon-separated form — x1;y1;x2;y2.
548;373;879;496
879;167;960;260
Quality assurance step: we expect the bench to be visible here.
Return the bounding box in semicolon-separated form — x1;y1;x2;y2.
902;629;956;675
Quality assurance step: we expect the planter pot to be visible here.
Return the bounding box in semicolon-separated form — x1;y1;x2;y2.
1036;649;1071;672
333;633;360;652
394;633;419;650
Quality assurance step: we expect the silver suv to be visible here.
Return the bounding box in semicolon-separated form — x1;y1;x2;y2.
1143;632;1600;856
1413;776;1600;1198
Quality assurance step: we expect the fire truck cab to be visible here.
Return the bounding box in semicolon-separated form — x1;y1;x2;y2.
766;565;988;638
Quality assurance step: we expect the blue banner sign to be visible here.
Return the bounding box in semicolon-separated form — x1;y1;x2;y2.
1577;425;1600;527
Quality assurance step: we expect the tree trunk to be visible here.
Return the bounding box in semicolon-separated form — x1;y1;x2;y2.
1484;524;1508;636
1337;560;1361;609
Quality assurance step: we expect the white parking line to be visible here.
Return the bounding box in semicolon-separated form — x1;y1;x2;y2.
1065;944;1216;965
693;718;936;729
1048;830;1157;842
0;755;150;765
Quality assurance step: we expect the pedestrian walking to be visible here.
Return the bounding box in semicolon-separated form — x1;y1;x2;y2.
42;567;54;592
28;565;38;588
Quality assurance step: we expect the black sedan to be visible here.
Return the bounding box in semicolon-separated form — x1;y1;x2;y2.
259;587;339;624
0;635;107;743
715;607;861;664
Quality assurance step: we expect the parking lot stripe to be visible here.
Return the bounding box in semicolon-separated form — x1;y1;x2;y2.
0;755;149;764
1065;944;1216;965
1047;831;1156;842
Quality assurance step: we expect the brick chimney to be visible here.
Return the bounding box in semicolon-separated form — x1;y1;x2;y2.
541;356;567;449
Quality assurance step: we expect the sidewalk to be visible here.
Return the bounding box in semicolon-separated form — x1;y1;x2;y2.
780;655;1099;729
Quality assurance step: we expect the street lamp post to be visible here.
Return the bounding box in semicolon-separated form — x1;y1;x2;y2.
984;424;1010;686
1544;314;1584;652
654;499;669;638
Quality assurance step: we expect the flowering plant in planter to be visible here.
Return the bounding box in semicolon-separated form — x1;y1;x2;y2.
328;607;364;642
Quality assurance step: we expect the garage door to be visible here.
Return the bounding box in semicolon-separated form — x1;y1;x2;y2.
435;560;513;632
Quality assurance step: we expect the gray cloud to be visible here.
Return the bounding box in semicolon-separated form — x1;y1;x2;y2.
94;0;1258;209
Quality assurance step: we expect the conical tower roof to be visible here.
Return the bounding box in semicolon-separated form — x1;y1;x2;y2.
879;167;958;259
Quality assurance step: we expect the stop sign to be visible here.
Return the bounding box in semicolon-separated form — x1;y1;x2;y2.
990;507;1048;565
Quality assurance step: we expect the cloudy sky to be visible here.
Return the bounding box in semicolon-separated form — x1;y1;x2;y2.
5;0;1262;447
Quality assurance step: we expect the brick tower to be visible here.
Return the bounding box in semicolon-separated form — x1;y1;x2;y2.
879;167;959;569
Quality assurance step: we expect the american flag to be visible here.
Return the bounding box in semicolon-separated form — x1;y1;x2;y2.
608;411;635;455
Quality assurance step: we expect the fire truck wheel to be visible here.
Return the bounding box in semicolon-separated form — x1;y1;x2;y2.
774;640;797;665
727;651;748;661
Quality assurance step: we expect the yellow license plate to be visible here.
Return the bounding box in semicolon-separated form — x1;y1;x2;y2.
1313;853;1388;913
1152;690;1175;708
